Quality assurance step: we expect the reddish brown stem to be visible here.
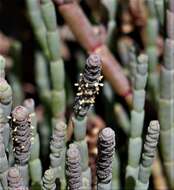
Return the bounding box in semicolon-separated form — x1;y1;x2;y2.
57;1;132;106
58;2;101;52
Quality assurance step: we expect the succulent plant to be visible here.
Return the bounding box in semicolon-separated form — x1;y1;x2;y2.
23;98;42;187
66;144;82;190
135;120;160;190
0;141;8;189
50;120;67;168
42;168;56;190
159;1;174;188
7;167;27;190
0;1;173;190
126;53;148;187
73;53;103;118
97;127;115;189
11;106;32;186
11;106;31;165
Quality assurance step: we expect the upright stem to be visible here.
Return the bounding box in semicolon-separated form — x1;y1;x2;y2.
126;54;148;189
24;99;42;188
159;2;174;188
135;121;160;190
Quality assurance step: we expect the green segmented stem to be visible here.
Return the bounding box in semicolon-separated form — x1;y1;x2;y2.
0;108;10;151
112;151;120;190
0;56;13;171
146;0;159;104
9;74;24;107
0;56;5;78
159;2;174;188
23;99;42;189
135;120;160;190
35;52;51;105
26;0;49;58
0;140;8;189
114;103;130;135
49;121;67;189
102;0;117;47
126;54;148;189
154;0;165;26
40;0;65;121
128;47;137;85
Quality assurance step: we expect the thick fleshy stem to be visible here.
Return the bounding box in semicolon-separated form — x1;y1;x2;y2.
101;0;117;48
35;52;50;106
72;54;103;189
0;141;8;189
66;144;82;190
23;99;42;188
114;103;130;135
40;0;66;122
146;0;159;104
154;0;165;26
26;0;49;58
135;120;160;190
41;168;56;190
0;56;13;169
159;2;174;188
49;121;67;187
97;127;115;190
11;106;32;186
125;54;148;189
7;167;27;190
73;54;103;118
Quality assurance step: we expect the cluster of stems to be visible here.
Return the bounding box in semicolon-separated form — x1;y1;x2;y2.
40;0;66;122
53;0;132;105
1;1;171;189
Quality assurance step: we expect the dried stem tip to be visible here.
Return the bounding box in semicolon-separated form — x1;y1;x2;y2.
84;54;102;83
97;127;115;184
67;144;80;161
73;54;103;118
12;106;29;122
